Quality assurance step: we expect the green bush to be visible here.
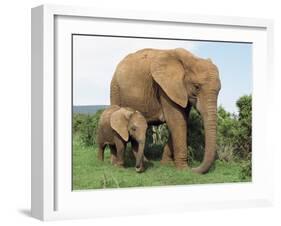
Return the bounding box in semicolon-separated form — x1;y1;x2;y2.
146;124;169;147
239;152;252;180
234;95;252;159
145;124;169;161
216;106;238;162
217;95;252;164
188;108;204;162
73;109;104;146
73;113;87;134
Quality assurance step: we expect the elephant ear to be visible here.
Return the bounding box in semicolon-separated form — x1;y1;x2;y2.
151;53;188;107
110;108;133;141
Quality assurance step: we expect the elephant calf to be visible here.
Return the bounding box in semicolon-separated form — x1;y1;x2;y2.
97;105;148;173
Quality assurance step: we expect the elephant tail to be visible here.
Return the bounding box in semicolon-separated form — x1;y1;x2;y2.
110;78;121;106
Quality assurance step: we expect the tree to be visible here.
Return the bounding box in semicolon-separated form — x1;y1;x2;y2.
188;108;204;162
234;95;252;159
73;109;104;146
216;106;237;161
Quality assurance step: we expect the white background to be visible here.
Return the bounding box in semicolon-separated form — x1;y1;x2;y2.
0;0;280;225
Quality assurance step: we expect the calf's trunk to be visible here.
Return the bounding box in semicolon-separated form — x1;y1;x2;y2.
135;142;145;173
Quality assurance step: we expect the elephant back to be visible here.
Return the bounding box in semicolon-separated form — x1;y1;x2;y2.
110;49;163;122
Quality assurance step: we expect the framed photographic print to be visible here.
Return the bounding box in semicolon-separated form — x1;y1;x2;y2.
31;4;274;221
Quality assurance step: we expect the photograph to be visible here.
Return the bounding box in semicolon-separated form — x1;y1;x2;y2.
72;34;252;190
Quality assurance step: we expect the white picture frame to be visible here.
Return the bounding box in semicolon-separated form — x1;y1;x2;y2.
31;4;274;221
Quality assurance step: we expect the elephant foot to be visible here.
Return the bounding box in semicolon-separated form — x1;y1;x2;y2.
160;150;174;165
114;163;125;168
111;156;124;168
160;157;174;165
111;158;117;165
174;162;190;170
143;156;149;162
98;156;103;161
97;151;104;161
135;166;145;173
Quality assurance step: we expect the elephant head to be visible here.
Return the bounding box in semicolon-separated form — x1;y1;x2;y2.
151;48;221;174
110;108;148;172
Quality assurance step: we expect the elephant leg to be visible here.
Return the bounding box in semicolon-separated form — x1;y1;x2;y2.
161;106;191;165
160;92;189;169
98;144;106;161
114;137;126;167
132;151;149;163
160;136;174;165
109;145;117;165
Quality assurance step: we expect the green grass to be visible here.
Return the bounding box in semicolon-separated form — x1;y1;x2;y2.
73;136;251;190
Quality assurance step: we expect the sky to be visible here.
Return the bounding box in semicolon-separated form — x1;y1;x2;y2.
73;35;252;114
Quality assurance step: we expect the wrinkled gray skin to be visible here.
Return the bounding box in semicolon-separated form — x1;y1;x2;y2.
110;48;221;174
97;105;148;173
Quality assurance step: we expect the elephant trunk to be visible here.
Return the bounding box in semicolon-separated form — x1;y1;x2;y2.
135;142;145;173
192;94;217;174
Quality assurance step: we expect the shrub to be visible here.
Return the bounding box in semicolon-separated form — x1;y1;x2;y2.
73;113;87;134
216;106;238;162
145;124;169;160
239;152;252;180
234;95;252;159
188;108;204;162
73;110;104;146
146;124;169;147
216;95;252;163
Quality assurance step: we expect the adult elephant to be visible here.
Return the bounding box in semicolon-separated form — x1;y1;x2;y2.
110;48;221;174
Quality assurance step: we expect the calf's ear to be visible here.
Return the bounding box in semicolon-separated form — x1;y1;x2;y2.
110;108;133;141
